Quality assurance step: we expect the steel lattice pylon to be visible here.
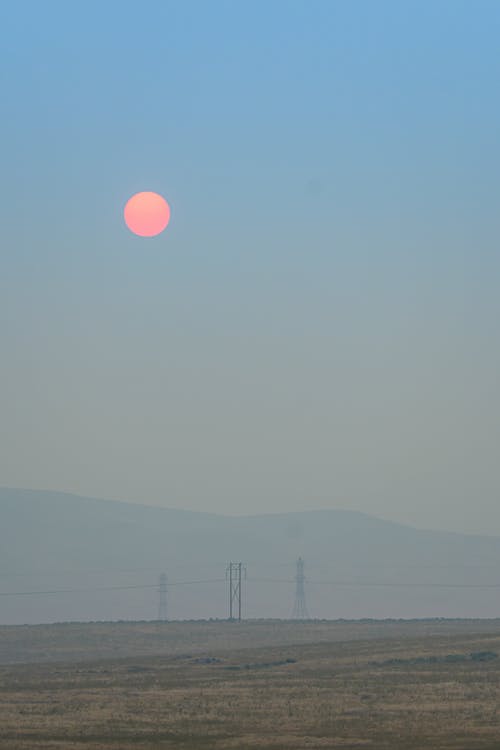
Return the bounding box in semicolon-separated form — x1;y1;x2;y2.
158;573;168;621
291;557;310;619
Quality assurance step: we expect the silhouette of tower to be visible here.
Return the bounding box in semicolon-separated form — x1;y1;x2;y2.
158;573;168;621
226;562;246;620
291;557;310;619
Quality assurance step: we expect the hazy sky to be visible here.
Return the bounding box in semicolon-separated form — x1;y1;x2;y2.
1;1;499;535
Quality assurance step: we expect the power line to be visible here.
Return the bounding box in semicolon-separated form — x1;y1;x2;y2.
309;580;500;589
0;578;226;597
3;575;500;599
249;577;500;589
2;560;500;579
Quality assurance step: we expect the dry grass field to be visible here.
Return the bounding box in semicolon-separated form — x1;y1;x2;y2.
1;620;500;749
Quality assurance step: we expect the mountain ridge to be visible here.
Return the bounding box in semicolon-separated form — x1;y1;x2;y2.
2;486;494;540
2;487;500;623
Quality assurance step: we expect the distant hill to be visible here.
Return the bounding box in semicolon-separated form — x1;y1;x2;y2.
2;488;500;623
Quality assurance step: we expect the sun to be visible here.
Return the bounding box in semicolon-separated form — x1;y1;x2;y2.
124;191;171;237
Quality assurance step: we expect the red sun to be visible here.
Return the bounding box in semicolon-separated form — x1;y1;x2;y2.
124;191;171;237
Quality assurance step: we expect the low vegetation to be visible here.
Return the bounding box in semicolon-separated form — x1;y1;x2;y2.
1;620;500;748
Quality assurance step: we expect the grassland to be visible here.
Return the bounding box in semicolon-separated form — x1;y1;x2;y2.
1;620;500;749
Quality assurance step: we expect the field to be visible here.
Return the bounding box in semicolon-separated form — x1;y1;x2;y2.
1;620;500;749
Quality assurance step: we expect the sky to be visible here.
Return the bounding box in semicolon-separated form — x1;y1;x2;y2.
1;0;500;535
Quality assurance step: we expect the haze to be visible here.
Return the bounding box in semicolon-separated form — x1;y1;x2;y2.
1;1;500;536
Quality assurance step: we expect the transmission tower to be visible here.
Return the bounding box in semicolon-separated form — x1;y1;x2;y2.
291;557;310;619
226;562;246;620
158;573;168;621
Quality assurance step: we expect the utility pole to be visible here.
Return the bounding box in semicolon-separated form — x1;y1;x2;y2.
158;572;168;621
226;562;246;621
291;557;310;619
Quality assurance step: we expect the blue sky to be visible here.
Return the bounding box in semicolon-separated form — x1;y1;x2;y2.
1;1;500;533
